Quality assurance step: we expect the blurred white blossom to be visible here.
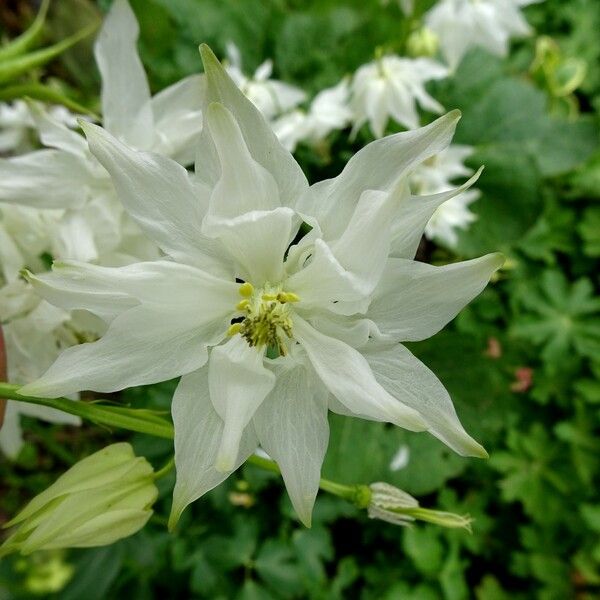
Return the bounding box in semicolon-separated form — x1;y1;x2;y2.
0;101;80;155
410;145;479;247
350;55;448;137
225;42;306;121
0;0;203;264
22;47;502;529
273;80;352;152
425;0;540;70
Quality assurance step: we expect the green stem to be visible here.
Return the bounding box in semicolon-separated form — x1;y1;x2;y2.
0;383;174;440
154;458;175;480
0;0;50;62
0;83;96;116
3;383;370;508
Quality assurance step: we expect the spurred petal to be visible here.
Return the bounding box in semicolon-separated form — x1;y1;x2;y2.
253;359;329;526
208;337;275;472
169;365;257;529
368;253;504;342
94;0;153;147
364;342;487;457
294;316;426;431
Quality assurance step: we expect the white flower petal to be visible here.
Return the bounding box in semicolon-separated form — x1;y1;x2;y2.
208;337;275;472
82;122;232;277
0;151;90;209
364;342;487;457
390;168;482;259
151;74;205;165
205;102;280;217
205;208;298;285
170;365;257;529
298;111;460;240
20;262;238;396
55;210;99;263
28;103;89;157
94;0;153;147
368;253;504;342
253;360;329;526
294;316;427;431
198;45;308;208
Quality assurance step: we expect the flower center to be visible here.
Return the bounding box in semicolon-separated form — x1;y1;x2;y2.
227;282;299;356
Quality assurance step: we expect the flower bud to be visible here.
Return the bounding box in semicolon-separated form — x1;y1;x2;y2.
367;482;472;531
407;28;439;58
1;443;158;556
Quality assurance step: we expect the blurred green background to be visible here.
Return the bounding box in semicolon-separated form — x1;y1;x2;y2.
1;0;599;598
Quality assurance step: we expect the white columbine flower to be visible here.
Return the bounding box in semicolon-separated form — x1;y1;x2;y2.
225;42;306;121
0;280;82;458
0;0;203;263
410;145;479;247
272;80;352;152
425;0;540;71
350;55;448;137
20;46;503;528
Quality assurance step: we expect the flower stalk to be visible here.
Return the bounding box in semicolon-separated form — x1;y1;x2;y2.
2;382;470;531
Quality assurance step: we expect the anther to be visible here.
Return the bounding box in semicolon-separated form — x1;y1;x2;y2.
227;323;242;336
236;299;250;311
239;282;254;297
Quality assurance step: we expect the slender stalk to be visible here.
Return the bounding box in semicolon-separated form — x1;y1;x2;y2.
0;382;174;440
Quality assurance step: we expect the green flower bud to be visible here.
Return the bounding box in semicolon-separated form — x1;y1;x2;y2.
1;443;158;556
407;27;439;58
368;482;472;531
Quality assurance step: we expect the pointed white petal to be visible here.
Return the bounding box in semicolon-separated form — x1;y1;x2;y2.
55;210;99;262
94;0;153;147
364;342;487;457
390;168;482;259
151;74;205;165
297;111;460;240
369;253;504;342
170;365;257;529
198;45;308;208
28;103;89;157
205;102;280;217
81;122;233;277
209;337;275;472
253;360;329;526
293;316;426;431
20;263;238;397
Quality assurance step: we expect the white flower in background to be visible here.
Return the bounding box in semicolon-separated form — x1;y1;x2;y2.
0;101;80;155
0;280;83;458
225;42;306;121
410;145;479;247
350;55;448;137
0;0;204;264
272;80;352;152
425;0;540;71
20;46;502;528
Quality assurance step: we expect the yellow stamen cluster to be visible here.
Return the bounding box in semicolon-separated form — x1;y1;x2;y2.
227;282;300;356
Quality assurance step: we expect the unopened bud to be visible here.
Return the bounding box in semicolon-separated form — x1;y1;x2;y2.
0;443;158;556
407;27;439;58
367;482;472;531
